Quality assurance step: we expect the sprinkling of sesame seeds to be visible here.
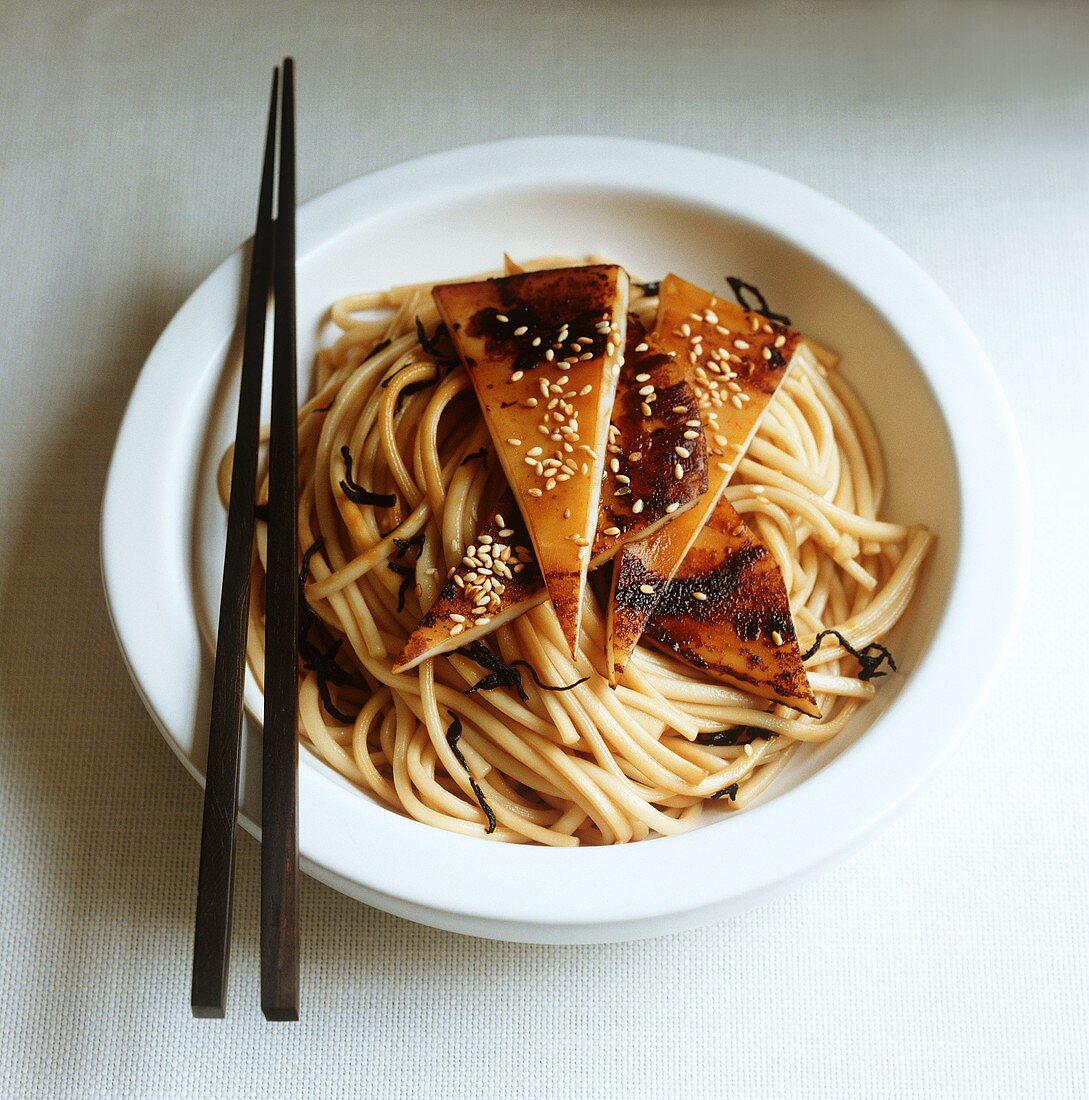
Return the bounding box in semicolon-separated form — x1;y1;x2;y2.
609;458;620;473
731;394;744;409
641;401;652;417
639;584;655;595
606;341;615;355
580;352;594;361
715;324;730;335
527;447;542;457
513;325;528;336
579;384;592;396
511;370;524;382
635;342;649;352
507;437;522;446
638;384;655;397
604;526;621;536
544;348;554;361
673;405;688;414
674;463;684;479
693;591;707;602
563;508;571;519
635;372;651;383
704;310;719;324
674;446;691;458
450;613;466;623
714;433;729;448
616;474;630;484
666;502;679;513
680;323;691;337
569;534;589;547
774;334;787;348
751;316;761;332
527;487;542;497
734;339;750;350
772;630;784;646
450;623;466;636
531;336;541;346
499;528;513;538
496;314;508;323
632;498;645;514
762;347;772;360
629;451;642;462
683;430;700;440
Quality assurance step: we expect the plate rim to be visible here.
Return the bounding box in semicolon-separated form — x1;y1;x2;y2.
101;136;1028;936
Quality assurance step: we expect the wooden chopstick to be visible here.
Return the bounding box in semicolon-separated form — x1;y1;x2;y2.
260;56;300;1022
191;67;280;1020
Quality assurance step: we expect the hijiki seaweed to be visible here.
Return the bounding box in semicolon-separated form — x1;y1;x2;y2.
297;538;358;724
339;445;397;508
801;629;897;681
725;276;792;326
454;641;589;701
445;713;497;833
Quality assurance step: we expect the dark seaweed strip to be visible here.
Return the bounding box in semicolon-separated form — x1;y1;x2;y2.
801;629;897;681
394;376;436;413
725;276;792;326
392;532;425;560
386;561;416;613
454;642;587;701
508;660;589;694
637;280;661;296
297;539;358;723
414;317;458;368
339;445;397;508
697;726;777;747
711;783;740;802
460;447;489;469
445;714;497;834
254;502;269;521
365;338;392;361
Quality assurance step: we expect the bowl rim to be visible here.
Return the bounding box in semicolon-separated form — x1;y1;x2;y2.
101;136;1027;932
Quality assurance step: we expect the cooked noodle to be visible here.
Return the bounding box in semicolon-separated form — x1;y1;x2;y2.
219;257;933;846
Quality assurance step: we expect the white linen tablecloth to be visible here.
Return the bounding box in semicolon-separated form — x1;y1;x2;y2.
1;1;1086;1096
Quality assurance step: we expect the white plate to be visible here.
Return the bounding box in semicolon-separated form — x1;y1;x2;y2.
101;137;1026;944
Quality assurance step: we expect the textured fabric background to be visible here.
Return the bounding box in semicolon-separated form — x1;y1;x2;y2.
1;1;1086;1097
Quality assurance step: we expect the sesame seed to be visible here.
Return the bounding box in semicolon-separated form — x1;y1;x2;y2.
580;352;594;361
524;398;538;408
693;591;707;601
774;334;787;348
528;446;542;456
604;526;621;536
507;437;522;446
635;342;649;352
680;323;691;336
673;406;688;414
609;458;620;473
772;630;784;646
731;394;744;409
639;584;655;594
511;370;524;382
704;310;718;324
569;534;589;546
496;314;508;323
528;488;542;497
674;446;691;458
513;325;528;336
638;384;655;397
545;348;554;361
640;402;652;416
734;339;750;350
531;336;541;346
616;474;630;484
450;613;466;623
579;384;593;396
629;451;642;462
499;528;514;538
632;499;645;514
606;341;615;355
674;463;684;478
762;347;772;360
715;325;730;335
635;372;651;383
683;430;700;440
450;623;466;636
666;502;679;513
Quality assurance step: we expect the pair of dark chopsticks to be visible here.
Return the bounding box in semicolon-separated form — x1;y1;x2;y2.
191;60;300;1021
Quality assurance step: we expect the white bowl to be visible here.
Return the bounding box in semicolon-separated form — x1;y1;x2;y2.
101;137;1026;943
